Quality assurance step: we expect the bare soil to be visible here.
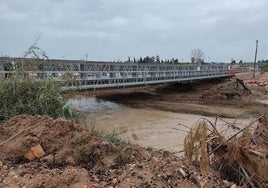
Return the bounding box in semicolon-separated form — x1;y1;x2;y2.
1;115;225;188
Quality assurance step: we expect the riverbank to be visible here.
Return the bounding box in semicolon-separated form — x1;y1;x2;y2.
72;72;267;119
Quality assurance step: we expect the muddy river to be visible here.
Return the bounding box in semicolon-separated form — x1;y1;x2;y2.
68;97;252;155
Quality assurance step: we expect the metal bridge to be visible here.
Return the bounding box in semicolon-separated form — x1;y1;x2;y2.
0;58;232;90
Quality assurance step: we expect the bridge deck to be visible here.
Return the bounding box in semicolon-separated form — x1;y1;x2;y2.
0;59;232;90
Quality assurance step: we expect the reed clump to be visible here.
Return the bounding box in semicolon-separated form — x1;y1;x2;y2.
184;116;268;187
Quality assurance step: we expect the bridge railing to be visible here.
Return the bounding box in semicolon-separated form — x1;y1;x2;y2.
0;63;231;90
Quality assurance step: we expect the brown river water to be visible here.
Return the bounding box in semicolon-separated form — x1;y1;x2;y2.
68;97;252;155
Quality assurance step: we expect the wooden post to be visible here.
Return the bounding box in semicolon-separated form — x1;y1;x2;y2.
253;40;258;79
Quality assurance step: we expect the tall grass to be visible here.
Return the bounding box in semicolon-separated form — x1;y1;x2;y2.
0;76;72;122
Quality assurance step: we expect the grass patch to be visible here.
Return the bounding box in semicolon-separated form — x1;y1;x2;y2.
145;146;154;151
106;133;122;144
89;124;103;138
116;146;132;165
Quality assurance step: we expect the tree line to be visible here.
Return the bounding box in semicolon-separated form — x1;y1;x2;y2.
124;48;206;64
125;56;182;64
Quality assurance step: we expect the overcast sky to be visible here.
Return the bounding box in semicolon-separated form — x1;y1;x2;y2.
0;0;267;62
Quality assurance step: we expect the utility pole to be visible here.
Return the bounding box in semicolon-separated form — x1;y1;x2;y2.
253;40;258;79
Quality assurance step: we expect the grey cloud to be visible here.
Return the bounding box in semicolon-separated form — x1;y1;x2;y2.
0;0;267;62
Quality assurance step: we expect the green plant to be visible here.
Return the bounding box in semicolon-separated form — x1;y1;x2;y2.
116;146;132;166
62;103;73;119
89;124;103;137
0;76;70;122
145;146;154;151
106;133;121;144
75;144;91;163
61;72;79;87
72;135;88;146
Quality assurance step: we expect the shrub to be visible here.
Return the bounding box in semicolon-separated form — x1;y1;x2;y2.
0;76;72;122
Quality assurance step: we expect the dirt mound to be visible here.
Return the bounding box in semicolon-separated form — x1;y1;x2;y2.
0;115;232;187
0;115;76;161
199;79;247;101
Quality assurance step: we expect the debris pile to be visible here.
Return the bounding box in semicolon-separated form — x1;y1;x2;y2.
199;79;251;101
237;72;268;87
184;116;268;187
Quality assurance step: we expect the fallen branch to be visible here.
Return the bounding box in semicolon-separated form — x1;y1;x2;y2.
208;115;263;156
240;165;256;188
205;117;221;137
218;118;241;130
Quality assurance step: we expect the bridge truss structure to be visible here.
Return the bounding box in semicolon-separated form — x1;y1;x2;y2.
0;58;232;90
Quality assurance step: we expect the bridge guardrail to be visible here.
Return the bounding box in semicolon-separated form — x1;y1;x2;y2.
0;63;231;90
0;66;230;90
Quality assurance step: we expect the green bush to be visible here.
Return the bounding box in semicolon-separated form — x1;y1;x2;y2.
0;77;72;122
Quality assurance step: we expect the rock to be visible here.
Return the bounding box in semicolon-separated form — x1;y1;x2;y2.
230;184;236;188
0;161;3;169
8;171;16;176
179;168;187;177
73;184;89;188
222;180;231;186
112;178;118;185
24;144;45;160
91;175;99;182
199;180;207;188
65;156;75;165
18;165;24;169
40;154;54;164
24;151;35;160
18;182;25;187
31;144;45;158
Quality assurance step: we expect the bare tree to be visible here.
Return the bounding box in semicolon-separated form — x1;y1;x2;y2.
21;33;48;60
191;48;204;64
19;33;49;72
